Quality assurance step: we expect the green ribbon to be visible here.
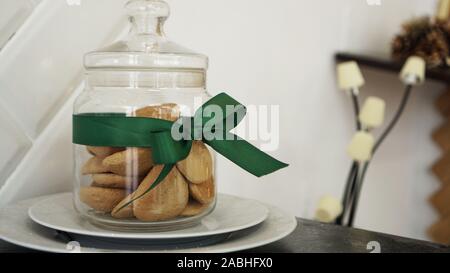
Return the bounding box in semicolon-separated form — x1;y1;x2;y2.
73;93;288;203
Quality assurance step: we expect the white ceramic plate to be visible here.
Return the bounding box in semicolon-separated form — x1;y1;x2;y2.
0;195;297;253
29;193;269;240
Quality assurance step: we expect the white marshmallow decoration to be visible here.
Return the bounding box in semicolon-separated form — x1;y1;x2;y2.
359;97;386;129
400;56;426;85
315;196;343;223
337;61;365;91
348;132;375;162
437;0;450;21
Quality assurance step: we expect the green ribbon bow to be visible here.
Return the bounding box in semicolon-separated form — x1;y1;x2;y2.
73;93;288;206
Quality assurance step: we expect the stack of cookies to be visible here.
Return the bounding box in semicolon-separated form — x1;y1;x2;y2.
79;104;215;222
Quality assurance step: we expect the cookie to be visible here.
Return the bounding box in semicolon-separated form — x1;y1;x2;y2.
111;194;135;219
82;157;110;175
180;200;209;217
176;141;213;184
79;187;126;213
135;103;180;122
189;177;215;205
102;148;154;176
92;173;143;190
112;166;184;221
132;165;189;222
87;146;124;158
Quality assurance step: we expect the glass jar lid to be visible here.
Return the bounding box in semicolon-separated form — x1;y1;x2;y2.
84;0;208;71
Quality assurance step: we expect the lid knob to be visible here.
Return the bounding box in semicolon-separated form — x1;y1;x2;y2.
126;0;170;36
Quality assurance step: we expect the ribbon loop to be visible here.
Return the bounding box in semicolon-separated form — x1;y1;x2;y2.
194;93;247;134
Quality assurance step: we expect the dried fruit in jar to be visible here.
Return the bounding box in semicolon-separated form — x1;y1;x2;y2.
177;141;213;184
189;177;215;205
79;187;126;213
87;146;125;158
103;148;154;176
82;157;110;175
180;200;209;217
134;166;189;221
113;165;189;221
92;173;144;190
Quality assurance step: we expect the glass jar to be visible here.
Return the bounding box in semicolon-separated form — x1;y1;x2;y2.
73;0;215;231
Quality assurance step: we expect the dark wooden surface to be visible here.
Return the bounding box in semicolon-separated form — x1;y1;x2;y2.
1;218;448;253
335;52;450;83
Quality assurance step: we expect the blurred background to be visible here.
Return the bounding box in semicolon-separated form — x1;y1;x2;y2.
0;0;445;241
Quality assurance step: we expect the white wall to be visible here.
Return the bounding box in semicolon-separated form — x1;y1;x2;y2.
0;0;40;49
0;0;443;241
165;0;442;240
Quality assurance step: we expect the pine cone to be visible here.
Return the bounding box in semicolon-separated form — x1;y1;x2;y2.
415;28;449;68
392;16;450;68
402;16;430;36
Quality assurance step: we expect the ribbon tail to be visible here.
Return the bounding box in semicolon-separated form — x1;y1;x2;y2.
149;131;193;164
115;164;175;212
205;133;288;177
